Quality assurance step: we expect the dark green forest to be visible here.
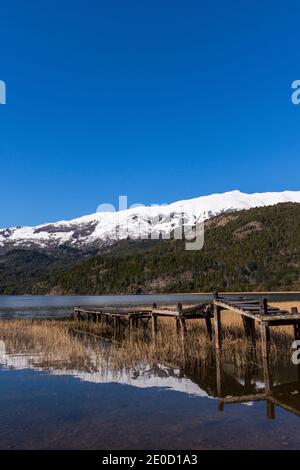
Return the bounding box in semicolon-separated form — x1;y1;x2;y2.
3;202;297;295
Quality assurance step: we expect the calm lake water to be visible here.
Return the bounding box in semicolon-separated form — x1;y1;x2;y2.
1;295;300;449
1;347;300;449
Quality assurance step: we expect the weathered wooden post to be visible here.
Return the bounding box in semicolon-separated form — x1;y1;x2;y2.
151;303;158;342
213;292;222;351
259;297;272;395
259;297;268;316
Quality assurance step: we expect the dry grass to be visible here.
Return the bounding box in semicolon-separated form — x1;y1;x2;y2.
0;320;96;371
73;302;296;371
0;301;297;375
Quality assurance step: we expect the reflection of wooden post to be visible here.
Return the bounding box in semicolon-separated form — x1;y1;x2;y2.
266;400;275;420
216;348;222;397
151;303;158;342
213;293;222;351
216;347;224;411
260;320;272;395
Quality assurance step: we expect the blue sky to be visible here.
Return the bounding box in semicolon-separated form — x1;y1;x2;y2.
0;1;300;226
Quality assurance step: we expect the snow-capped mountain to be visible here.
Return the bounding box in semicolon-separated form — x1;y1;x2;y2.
0;190;300;253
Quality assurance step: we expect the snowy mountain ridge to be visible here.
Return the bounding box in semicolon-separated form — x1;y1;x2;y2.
1;190;300;253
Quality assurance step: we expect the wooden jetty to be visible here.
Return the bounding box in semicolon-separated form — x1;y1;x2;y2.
74;292;300;349
213;292;300;394
215;356;300;420
73;302;213;339
74;292;300;392
73;305;153;335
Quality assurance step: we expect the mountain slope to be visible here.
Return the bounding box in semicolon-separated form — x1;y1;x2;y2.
1;190;300;253
29;202;300;295
0;247;89;295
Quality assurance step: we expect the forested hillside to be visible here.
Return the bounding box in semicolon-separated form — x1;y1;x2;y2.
25;202;300;295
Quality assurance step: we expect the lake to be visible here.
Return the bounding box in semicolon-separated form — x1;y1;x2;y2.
1;293;300;319
1;344;300;449
1;295;300;449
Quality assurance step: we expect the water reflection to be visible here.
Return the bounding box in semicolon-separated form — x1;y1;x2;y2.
1;333;300;422
215;351;300;419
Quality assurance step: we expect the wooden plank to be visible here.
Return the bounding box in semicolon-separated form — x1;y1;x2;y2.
214;301;259;320
220;393;266;404
75;305;152;315
261;313;300;321
152;309;179;316
181;303;208;314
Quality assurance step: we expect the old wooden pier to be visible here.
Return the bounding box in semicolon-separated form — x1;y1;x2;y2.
73;302;213;339
73;292;300;394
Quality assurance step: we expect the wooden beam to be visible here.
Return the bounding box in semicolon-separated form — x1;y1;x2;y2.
214;301;258;320
220;393;266;404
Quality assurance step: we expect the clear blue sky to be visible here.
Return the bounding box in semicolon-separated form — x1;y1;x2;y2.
0;0;300;227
